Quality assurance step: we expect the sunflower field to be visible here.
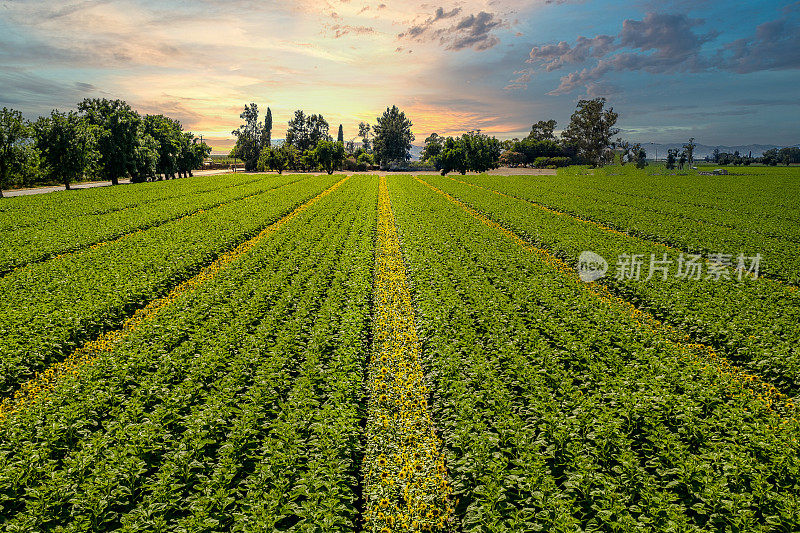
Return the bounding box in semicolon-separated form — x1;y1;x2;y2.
0;169;798;532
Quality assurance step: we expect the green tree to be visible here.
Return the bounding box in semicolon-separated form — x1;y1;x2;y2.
258;144;290;174
131;133;159;182
78;98;141;185
264;107;273;150
176;133;210;178
372;105;414;167
666;148;678;169
143;114;182;178
528;119;557;141
683;137;696;167
313;140;346;175
32;110;98;190
435;131;501;175
285;110;309;151
337;124;344;143
232;103;263;171
678;150;687;170
0;107;31;197
561;97;619;167
358;121;371;151
421;133;444;162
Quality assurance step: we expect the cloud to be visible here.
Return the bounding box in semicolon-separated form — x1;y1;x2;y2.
328;23;376;38
518;9;800;94
398;8;506;51
718;9;800;73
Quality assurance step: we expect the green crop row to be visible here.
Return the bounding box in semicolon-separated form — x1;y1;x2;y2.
464;168;800;282
0;172;263;231
0;175;377;532
0;174;339;396
0;173;306;273
423;174;800;397
386;175;800;532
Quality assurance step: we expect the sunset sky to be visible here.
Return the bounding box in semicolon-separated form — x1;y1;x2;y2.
1;0;798;151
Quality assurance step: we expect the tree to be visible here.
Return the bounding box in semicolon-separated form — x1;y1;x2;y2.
683;137;696;167
762;148;779;166
434;131;502;175
131;133;159;182
372;105;414;167
337;124;344;143
32;110;98;190
779;147;800;165
617;140;648;168
258;144;290;174
143;114;182;178
231;103;263;171
499;150;526;167
313;140;346;175
528;119;557;141
421;133;444;162
358;121;372;151
307;114;331;148
0;107;31;197
263;107;273;150
78;98;141;185
666;148;678;169
285;110;309;151
561;97;619;167
632;144;648;169
176;133;210;178
678;150;687;170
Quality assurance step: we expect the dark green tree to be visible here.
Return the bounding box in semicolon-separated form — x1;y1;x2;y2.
337;124;344;143
232;103;264;171
313;139;346;174
264;107;273;150
434;131;501;175
0;107;31;197
32;110;98;190
372;105;414;167
421;133;444;162
561;97;619;167
78;98;142;185
528;119;557;141
678;150;687;170
666;148;678;169
143;114;182;178
358;121;371;151
683;137;696;167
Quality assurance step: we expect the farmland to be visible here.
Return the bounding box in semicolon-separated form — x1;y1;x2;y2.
1;168;799;532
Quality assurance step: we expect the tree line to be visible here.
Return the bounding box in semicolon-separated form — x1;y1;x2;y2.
0;100;211;197
234;97;638;176
420;98;644;174
229;103;416;175
707;147;800;166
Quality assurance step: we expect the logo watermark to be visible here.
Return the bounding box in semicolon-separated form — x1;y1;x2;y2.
577;251;609;282
576;251;762;282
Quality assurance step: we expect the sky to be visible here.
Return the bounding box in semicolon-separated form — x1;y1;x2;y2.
1;0;798;151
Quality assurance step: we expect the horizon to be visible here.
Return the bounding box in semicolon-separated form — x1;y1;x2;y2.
1;1;798;152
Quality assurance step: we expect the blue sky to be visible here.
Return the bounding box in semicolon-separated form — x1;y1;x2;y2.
0;0;797;149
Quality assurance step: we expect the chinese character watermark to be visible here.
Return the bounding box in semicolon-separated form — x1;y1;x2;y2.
577;251;762;282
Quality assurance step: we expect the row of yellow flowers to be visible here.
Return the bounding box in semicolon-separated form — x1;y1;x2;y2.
416;176;795;419
0;177;349;423
363;177;455;532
